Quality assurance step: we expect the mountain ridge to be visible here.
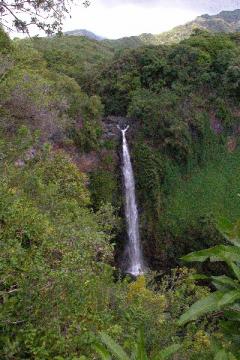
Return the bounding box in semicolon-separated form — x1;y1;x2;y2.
103;8;240;48
62;9;240;49
64;9;240;48
64;29;105;41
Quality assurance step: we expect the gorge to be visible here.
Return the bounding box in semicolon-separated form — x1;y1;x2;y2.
1;22;240;359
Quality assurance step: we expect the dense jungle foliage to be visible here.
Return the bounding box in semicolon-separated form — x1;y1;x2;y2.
0;25;240;359
88;31;240;270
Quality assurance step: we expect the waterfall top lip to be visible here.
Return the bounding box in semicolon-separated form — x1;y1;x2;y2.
117;124;129;133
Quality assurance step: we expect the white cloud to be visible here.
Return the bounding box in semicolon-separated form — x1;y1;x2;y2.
63;1;198;38
9;0;240;39
98;0;240;13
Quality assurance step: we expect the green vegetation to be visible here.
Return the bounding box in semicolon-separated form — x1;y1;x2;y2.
95;330;181;359
179;219;240;359
89;31;240;269
0;131;213;358
0;36;104;154
28;36;114;90
1;20;240;359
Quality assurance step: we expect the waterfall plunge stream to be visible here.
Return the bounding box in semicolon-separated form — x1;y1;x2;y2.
120;126;144;276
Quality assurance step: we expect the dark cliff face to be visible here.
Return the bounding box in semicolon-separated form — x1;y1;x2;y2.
102;116;139;142
61;116;136;174
52;116;138;178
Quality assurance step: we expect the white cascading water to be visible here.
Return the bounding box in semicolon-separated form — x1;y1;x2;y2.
120;126;144;276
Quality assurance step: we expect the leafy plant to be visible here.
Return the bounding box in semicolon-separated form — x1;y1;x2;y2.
179;219;240;357
94;331;181;360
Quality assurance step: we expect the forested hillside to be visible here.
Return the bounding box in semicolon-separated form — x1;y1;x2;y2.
28;35;114;89
1;20;240;359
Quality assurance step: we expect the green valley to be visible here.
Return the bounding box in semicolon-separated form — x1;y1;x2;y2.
1;6;240;359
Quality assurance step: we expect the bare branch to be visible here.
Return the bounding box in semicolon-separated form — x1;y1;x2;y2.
0;0;91;35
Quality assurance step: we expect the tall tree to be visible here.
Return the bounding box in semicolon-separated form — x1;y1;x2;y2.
0;0;90;34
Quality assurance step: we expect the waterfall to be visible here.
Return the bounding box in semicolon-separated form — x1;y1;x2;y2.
120;126;144;276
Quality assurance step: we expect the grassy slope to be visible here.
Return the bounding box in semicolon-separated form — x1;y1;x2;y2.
164;149;240;236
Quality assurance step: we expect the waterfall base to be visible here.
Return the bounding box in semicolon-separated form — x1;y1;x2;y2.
127;265;144;277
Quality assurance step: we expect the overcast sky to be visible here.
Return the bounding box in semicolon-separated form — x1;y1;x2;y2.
10;0;240;38
63;0;240;39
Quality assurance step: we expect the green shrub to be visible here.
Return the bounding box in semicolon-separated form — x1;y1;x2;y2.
0;27;12;54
